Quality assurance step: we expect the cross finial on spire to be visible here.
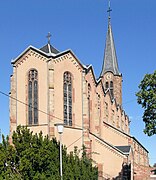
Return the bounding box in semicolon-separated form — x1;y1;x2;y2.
46;32;51;44
107;0;112;20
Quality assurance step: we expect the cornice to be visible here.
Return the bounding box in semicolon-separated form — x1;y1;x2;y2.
53;52;83;72
13;48;48;67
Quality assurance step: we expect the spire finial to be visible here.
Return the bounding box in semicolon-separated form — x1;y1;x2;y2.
107;0;112;20
46;32;51;44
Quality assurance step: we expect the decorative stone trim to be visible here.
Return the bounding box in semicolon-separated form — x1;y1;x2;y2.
54;53;82;72
49;127;54;137
94;137;125;158
98;163;103;178
15;50;48;67
27;123;48;127
103;121;129;140
10;117;16;123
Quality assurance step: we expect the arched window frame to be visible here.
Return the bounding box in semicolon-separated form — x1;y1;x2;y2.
110;81;113;88
97;94;101;118
105;82;109;89
63;71;72;126
28;69;38;125
88;83;91;129
110;81;114;98
105;102;109;123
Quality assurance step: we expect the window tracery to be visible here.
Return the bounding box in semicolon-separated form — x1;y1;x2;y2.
88;84;91;129
63;72;72;126
105;82;109;89
28;69;38;125
110;81;114;98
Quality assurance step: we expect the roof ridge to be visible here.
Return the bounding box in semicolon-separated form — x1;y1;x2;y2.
40;43;59;55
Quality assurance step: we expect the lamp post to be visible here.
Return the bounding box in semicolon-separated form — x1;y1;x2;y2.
55;123;64;180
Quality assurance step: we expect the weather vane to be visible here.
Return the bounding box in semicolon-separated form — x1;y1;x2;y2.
107;0;112;19
46;32;51;44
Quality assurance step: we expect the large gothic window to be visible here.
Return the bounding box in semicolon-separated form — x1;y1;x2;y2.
28;69;38;125
88;84;91;129
63;72;72;126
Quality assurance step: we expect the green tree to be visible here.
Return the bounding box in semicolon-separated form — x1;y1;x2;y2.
0;135;22;180
0;126;98;179
63;146;98;180
136;70;156;136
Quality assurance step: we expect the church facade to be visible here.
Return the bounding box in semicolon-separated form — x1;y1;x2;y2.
10;15;149;179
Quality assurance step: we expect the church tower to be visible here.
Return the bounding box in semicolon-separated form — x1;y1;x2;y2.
9;2;150;178
100;2;122;105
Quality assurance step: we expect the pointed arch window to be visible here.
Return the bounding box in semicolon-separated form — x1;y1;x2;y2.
88;84;91;129
97;94;101;118
105;82;109;89
110;81;114;98
63;72;72;126
28;69;38;125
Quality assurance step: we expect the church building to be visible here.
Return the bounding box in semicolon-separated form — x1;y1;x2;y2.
10;6;150;180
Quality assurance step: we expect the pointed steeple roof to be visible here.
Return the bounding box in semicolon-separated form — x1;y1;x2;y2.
100;11;120;76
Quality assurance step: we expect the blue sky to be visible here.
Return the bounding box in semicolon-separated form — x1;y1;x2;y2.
0;0;156;165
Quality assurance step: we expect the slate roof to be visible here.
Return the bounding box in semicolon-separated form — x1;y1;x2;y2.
40;43;59;55
100;20;120;76
115;146;131;154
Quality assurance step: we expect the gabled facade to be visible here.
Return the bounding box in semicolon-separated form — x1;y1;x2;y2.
10;14;149;180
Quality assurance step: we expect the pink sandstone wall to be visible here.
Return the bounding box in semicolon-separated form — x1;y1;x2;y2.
10;48;150;179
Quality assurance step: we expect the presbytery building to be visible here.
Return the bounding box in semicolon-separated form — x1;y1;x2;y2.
10;10;150;180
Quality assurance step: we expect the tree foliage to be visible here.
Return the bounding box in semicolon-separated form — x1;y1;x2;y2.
136;70;156;136
0;126;98;179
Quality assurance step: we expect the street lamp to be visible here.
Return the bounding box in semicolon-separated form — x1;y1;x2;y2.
55;123;64;180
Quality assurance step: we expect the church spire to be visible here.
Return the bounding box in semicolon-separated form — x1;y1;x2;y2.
100;0;120;77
